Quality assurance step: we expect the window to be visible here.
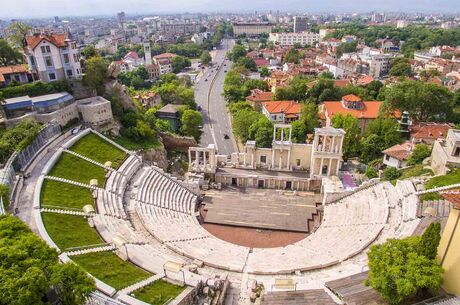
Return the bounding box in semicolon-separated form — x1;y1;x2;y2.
48;73;56;81
63;53;70;64
29;56;35;66
41;45;51;54
296;159;301;166
45;56;53;67
385;154;390;161
73;54;79;63
66;69;73;77
260;155;267;163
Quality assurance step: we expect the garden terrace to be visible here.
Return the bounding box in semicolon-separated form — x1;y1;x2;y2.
69;133;127;169
131;279;186;305
48;152;106;187
41;213;103;251
421;169;460;201
40;180;95;209
71;251;151;290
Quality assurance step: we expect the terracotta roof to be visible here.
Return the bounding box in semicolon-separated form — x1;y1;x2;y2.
410;123;454;141
246;90;273;102
124;51;139;59
254;58;269;67
440;188;460;209
382;142;413;161
25;32;69;50
334;79;351;88
0;64;28;82
262;100;301;115
342;94;362;102
154;52;177;59
357;75;374;86
322;100;383;120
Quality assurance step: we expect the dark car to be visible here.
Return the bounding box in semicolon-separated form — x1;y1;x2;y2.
224;134;230;139
197;106;202;111
205;79;208;81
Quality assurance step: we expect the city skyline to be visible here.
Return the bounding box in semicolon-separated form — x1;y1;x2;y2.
2;0;460;19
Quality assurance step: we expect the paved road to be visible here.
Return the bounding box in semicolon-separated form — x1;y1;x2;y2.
194;39;236;156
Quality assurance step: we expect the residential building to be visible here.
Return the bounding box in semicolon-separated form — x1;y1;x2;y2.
246;89;273;110
153;53;176;75
430;129;460;175
410;122;454;145
232;22;273;36
293;16;307;33
396;20;409;28
161;22;200;35
145;63;161;80
382;141;413;168
269;32;321;47
262;100;301;123
0;64;36;87
319;94;399;131
156;104;181;131
24;32;82;83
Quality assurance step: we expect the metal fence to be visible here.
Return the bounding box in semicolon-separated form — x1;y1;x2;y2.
0;151;17;189
0;197;5;215
14;123;62;171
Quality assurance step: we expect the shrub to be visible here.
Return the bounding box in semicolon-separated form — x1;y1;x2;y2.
383;167;401;181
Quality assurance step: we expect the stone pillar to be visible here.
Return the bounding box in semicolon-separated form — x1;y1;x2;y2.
331;136;336;153
339;135;344;154
188;150;192;165
287;149;291;170
203;151;207;169
271;149;275;168
243;152;246;166
327;158;332;176
195;150;199;165
251;153;254;168
319;158;324;176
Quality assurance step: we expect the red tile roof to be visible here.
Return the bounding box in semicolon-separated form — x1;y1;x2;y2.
246;90;273;102
440;188;460;209
124;51;139;59
383;141;413;161
25;32;69;50
154;52;177;60
357;75;374;86
342;94;362;102
334;79;351;88
254;58;269;67
0;64;28;82
262;100;301;115
322;101;383;120
410;123;454;141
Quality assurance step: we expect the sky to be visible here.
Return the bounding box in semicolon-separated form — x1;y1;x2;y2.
1;0;460;19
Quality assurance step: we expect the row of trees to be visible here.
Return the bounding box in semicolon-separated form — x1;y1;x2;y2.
0;215;95;305
0;119;42;163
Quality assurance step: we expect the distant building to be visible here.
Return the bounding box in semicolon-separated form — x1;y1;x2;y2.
431;128;460;175
117;12;126;29
269;32;320;47
153;53;176;75
24;32;82;83
232;22;273;36
262;100;301;123
320;94;400;131
396;20;409;28
161;22;200;36
246;89;273;110
0;64;36;87
293;16;308;33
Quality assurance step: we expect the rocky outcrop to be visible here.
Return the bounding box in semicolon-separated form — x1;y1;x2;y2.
104;80;136;110
141;146;168;170
160;132;197;152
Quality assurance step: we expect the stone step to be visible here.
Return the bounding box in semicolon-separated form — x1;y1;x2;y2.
119;274;163;295
65;244;117;257
64;149;114;171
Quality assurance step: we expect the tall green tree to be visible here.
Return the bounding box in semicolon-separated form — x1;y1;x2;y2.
171;55;191;73
82;56;108;95
200;51;212;65
6;22;31;48
407;144;431;166
180;109;203;141
284;48;304;64
331;113;361;160
227;44;247;62
0;39;23;66
248;116;273;148
232;109;262;142
417;222;441;260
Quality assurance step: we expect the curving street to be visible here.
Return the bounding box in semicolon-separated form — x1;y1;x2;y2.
194;38;236;155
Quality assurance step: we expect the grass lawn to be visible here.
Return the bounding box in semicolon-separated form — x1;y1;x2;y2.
70;133;127;169
131;280;185;305
41;180;94;209
42;213;102;250
48;153;106;186
72;251;151;290
112;135;162;151
390;165;434;185
421;169;460;201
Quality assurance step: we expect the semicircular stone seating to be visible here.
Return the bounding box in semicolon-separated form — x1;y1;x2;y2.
97;154;421;275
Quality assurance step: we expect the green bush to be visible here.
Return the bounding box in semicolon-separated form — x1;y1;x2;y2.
383;167;401;181
407;144;431;165
0;119;42;163
0;80;72;100
365;166;378;179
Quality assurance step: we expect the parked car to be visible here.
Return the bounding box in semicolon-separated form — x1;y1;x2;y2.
224;134;230;139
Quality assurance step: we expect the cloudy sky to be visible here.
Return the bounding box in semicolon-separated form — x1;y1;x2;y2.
1;0;459;18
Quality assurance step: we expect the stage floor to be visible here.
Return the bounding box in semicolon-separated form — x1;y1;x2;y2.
202;188;320;232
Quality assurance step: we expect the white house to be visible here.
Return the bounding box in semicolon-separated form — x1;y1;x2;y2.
382;141;413;168
25;32;82;82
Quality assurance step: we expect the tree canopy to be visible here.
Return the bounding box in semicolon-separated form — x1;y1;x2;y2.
331;113;361;160
180;109;203;141
0;215;95;305
0;39;23;66
82;56;108;95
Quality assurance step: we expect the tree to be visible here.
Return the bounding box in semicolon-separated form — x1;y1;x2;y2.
389;57;412;77
284;48;303;64
260;66;270;77
383;167;401;180
236;57;257;72
331;113;361;160
365;166;378;179
407;144;431;165
81;45;98;59
200;51;212;65
82;56;108;95
227;44;247;62
0;215;95;305
228;101;253;115
248;116;273;147
360;116;402;163
232;109;262;142
180;110;203;141
382;80;454;122
367;236;443;305
0;39;22;66
336;41;357;58
291;120;308;143
417;222;441;260
171;55;191;73
6;22;31;48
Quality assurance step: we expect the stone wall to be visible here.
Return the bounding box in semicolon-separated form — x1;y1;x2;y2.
160;132;197;152
104;80;136;110
141;147;168;170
